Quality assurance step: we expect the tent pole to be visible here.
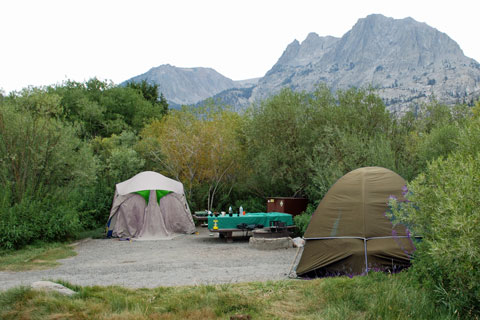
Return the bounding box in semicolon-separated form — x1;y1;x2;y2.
288;246;304;278
364;238;368;274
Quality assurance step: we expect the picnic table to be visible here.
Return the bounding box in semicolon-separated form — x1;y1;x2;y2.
208;212;294;242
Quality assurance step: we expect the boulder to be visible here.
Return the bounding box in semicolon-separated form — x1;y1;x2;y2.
31;281;76;296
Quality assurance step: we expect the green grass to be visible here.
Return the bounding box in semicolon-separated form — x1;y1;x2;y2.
0;242;77;271
0;272;455;320
0;227;105;272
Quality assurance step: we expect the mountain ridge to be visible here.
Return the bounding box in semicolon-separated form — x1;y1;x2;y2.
246;14;480;111
123;14;480;111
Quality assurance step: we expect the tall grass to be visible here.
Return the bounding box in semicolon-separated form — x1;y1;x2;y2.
0;272;454;320
317;271;453;320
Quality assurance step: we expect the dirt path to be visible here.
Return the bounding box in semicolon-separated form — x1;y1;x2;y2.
0;227;298;290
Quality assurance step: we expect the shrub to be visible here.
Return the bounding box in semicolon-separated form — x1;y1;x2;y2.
74;181;114;229
0;190;82;250
293;203;316;236
386;151;480;317
0;95;97;203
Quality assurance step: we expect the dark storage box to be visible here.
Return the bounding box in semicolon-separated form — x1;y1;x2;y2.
267;197;308;216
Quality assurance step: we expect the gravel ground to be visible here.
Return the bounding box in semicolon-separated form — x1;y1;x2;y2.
0;227;298;290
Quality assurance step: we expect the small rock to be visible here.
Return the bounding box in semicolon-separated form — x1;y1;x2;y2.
292;237;305;247
31;281;76;296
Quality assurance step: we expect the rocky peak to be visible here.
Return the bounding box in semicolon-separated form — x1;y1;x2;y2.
123;64;236;105
250;14;480;111
272;34;339;70
272;39;301;69
326;14;466;69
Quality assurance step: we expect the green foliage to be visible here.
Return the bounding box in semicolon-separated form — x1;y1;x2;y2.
126;79;169;116
138;103;244;211
107;147;145;183
0;189;82;250
456;113;480;155
74;181;113;229
99;86;157;133
391;101;472;180
245;86;395;202
386;148;480;317
0;78;171;249
99;131;146;184
416;124;460;164
245;88;315;197
49;78;166;138
293;203;316;236
306;131;396;201
126;80;159;104
84;131;146;227
293;213;311;237
0;88;97;249
0;92;97;202
233;197;266;214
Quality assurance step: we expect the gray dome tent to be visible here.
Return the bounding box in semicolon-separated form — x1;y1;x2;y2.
296;167;415;277
106;171;195;239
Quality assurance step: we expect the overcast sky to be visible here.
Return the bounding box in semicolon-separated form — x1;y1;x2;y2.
1;0;479;93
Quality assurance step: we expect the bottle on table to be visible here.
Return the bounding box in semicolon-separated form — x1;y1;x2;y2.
239;206;243;217
228;206;233;217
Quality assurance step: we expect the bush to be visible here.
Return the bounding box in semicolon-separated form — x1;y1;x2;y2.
386;151;480;317
417;124;460;164
0;93;97;202
0;191;82;250
293;203;316;236
74;182;114;229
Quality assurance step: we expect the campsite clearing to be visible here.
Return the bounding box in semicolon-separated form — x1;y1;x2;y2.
0;227;297;290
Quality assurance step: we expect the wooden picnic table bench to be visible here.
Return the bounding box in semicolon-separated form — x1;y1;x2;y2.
209;225;297;242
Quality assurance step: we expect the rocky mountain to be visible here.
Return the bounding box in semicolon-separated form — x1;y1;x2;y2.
125;14;480;111
216;14;480;112
123;64;239;106
246;14;480;112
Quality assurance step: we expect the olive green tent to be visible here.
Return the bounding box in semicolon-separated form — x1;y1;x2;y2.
296;167;415;277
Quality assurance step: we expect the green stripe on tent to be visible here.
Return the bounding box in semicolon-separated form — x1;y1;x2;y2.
156;190;171;201
134;190;172;204
134;190;150;203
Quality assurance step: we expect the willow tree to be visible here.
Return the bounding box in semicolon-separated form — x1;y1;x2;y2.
244;86;395;202
138;103;244;210
0;89;96;202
